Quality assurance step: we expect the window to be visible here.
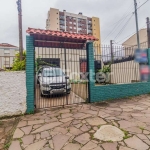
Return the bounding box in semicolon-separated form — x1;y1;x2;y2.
70;26;72;29
69;22;72;24
74;27;76;29
4;50;10;54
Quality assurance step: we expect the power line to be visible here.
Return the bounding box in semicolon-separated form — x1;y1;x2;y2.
102;3;134;42
102;0;149;43
116;25;146;44
102;14;133;42
137;0;150;10
114;14;134;40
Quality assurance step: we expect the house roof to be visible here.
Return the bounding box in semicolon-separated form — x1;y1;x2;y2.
0;43;18;48
122;28;147;46
26;28;98;49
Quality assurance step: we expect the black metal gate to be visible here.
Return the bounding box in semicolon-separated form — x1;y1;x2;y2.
35;47;88;109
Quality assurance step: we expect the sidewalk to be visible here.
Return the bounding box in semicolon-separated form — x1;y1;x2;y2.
2;94;150;150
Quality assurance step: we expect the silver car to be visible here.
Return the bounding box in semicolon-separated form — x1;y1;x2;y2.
37;67;71;96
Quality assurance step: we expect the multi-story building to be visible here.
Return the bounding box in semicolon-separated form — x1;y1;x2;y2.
0;43;19;69
46;8;101;54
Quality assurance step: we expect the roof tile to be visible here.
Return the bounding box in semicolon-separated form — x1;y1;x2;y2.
26;28;98;41
0;43;17;48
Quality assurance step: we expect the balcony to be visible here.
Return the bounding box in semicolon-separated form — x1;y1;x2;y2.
59;16;65;20
88;25;92;30
60;21;65;25
60;26;65;30
88;21;92;25
88;30;92;34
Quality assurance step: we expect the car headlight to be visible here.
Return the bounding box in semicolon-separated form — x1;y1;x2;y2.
42;83;49;88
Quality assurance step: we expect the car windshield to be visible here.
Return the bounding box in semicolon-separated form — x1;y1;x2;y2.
43;68;65;77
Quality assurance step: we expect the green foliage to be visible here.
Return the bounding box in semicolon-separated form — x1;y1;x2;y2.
97;65;111;73
4;142;11;149
11;51;26;71
35;56;57;72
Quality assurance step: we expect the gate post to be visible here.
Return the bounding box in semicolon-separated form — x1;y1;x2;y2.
86;42;95;103
26;35;35;113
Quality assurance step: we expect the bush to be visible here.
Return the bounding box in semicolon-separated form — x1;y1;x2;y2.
97;65;111;73
12;51;26;71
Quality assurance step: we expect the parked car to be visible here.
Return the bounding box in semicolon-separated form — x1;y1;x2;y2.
37;66;71;96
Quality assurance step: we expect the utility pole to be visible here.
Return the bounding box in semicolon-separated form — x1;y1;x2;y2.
147;17;150;48
134;0;140;49
16;0;23;60
110;40;114;63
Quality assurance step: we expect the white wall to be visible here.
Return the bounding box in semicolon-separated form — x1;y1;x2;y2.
0;71;26;118
35;48;87;80
111;61;140;84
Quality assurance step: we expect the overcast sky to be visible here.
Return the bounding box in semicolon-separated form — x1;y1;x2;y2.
0;0;149;48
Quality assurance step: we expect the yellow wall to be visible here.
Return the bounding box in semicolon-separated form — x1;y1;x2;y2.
48;8;60;31
92;17;101;54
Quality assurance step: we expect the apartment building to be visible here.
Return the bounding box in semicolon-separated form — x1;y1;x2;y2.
0;43;19;69
46;8;101;53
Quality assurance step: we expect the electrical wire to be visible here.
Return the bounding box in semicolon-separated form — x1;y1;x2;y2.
137;0;150;10
102;3;134;42
114;14;134;41
116;25;146;44
102;0;149;43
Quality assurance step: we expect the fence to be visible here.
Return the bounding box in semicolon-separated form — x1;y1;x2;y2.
0;56;25;71
94;44;148;85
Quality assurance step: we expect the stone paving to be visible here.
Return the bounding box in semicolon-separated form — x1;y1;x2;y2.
6;94;150;150
0;117;20;150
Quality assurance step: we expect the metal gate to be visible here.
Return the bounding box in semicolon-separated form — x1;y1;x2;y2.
34;47;88;109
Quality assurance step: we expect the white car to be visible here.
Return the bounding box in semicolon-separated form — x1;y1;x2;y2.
37;67;71;96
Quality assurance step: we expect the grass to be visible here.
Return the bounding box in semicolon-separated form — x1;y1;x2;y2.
139;126;145;131
59;113;62;117
121;129;131;140
18;138;23;144
90;134;94;140
107;140;113;143
4;142;11;149
0;121;3;126
67;129;70;132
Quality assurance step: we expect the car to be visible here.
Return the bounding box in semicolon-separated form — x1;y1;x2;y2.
37;66;71;96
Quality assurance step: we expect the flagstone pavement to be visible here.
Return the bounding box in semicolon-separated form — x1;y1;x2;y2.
1;94;150;150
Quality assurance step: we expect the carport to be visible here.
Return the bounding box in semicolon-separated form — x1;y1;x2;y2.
26;28;98;111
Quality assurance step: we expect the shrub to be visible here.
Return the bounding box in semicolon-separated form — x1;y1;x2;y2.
12;51;26;71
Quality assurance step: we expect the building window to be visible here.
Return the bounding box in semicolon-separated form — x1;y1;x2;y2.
69;22;72;24
4;50;10;54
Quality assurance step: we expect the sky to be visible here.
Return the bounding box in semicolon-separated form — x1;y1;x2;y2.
0;0;149;49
